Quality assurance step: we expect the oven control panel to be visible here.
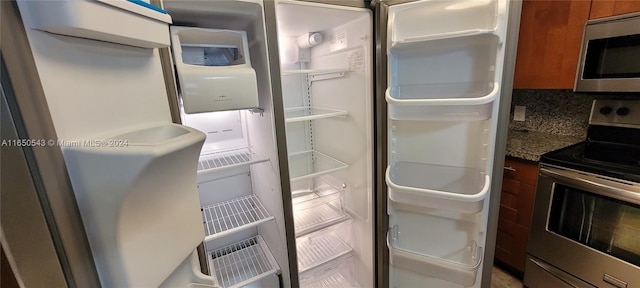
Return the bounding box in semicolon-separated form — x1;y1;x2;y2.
590;100;640;128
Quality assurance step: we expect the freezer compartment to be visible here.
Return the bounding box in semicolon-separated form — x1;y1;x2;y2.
387;208;483;286
297;222;353;274
288;150;349;182
299;253;355;288
385;82;498;121
385;163;490;213
17;0;172;48
292;179;349;237
389;34;500;88
207;235;280;288
389;0;498;44
201;195;275;242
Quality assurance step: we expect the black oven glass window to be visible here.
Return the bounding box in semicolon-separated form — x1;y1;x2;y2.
548;184;640;266
583;34;640;79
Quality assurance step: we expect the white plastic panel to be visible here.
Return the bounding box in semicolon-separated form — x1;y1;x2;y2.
62;123;206;287
171;26;259;113
17;0;172;48
389;0;498;44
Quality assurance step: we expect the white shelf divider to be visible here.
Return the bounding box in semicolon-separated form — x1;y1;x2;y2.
198;148;268;176
285;107;348;123
289;150;349;182
202;195;275;242
297;233;353;274
208;235;280;288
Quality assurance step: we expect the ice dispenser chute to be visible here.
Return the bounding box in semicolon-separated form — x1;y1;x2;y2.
171;26;259;113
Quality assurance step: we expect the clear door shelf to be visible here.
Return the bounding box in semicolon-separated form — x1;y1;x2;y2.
297;232;353;273
390;0;499;45
285;107;348;123
208;235;280;288
197;148;268;176
288;150;349;182
202;195;275;242
386;162;490;213
387;226;482;287
385;82;499;121
392;29;497;47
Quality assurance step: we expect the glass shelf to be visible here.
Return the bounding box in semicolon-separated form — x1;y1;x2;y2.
285;107;348;123
281;68;348;76
297;232;353;274
208;235;280;288
288;150;349;182
202;195;275;242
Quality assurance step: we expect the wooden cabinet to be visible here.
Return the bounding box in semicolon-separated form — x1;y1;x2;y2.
495;157;539;276
590;0;640;19
513;0;591;89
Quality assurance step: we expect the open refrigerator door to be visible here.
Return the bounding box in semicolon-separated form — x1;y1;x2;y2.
384;0;509;287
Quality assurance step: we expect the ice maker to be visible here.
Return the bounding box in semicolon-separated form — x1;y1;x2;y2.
171;26;259;113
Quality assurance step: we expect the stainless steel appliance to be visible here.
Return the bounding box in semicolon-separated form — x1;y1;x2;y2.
575;12;640;92
525;100;640;288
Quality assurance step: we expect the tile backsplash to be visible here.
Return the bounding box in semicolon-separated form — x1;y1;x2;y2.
509;90;639;138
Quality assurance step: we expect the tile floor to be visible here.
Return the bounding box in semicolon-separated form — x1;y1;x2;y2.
490;266;523;288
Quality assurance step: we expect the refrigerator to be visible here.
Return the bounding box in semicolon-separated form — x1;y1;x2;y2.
1;0;518;287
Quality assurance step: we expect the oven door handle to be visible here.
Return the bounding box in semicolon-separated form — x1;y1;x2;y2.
540;167;640;205
528;257;587;288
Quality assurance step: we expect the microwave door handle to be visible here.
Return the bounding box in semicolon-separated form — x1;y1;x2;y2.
540;167;640;205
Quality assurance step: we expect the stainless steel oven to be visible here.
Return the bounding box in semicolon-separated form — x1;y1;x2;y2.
525;100;640;288
575;12;640;93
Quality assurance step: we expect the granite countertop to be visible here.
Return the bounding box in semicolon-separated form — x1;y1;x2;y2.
506;130;584;162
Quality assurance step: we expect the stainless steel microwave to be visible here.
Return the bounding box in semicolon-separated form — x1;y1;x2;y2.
575;12;640;93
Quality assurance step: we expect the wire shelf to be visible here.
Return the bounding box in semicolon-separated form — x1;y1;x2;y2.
202;195;275;242
208;236;279;288
297;233;353;273
198;148;268;175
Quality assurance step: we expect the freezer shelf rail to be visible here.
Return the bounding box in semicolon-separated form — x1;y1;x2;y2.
208;235;280;288
202;195;275;242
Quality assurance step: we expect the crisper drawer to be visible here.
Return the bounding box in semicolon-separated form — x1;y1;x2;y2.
387;204;483;286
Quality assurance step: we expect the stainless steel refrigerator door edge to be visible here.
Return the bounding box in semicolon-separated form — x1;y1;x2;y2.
1;1;100;287
263;1;300;287
374;1;390;288
481;1;522;287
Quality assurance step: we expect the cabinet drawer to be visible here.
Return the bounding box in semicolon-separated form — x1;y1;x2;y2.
503;157;539;185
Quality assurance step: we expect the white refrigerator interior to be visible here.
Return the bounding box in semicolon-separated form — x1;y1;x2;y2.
386;0;508;287
275;1;374;287
164;0;291;287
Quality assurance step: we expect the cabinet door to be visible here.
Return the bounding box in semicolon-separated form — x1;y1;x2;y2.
590;0;640;19
513;0;590;89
